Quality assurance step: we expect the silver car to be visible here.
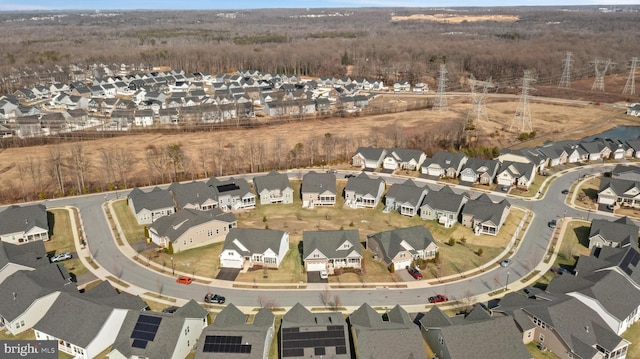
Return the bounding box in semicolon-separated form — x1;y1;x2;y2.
50;252;72;263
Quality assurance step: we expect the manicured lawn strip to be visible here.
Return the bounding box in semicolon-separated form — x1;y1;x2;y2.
0;328;35;341
112;199;147;244
46;208;88;277
526;341;559;359
621;321;640;359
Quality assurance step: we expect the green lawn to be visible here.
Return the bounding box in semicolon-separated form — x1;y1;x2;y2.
112;199;147;244
622;321;640;359
45;208;88;277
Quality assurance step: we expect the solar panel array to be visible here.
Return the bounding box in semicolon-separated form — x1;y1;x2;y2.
202;335;252;353
621;249;640;276
216;183;240;193
281;325;347;358
130;315;162;350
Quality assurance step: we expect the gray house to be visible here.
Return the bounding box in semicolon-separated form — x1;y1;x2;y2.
352;147;388;170
459;158;500;185
168;181;218;211
0;240;49;283
588;216;639;249
420;305;531;359
127;187;176;225
349;303;427;359
461;194;511;236
367;225;439;271
496;160;536;189
219;228;290;269
421;151;468;178
597;177;640;208
301;171;336;208
344;172;386;209
384;179;429;217
302;230;362;274
280;303;350;359
208;177;256;210
382;147;427;171
195;304;275;359
0;204;49;244
252;170;294;205
419;186;469;227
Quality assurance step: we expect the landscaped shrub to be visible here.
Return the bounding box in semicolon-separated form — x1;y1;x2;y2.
448;238;456;246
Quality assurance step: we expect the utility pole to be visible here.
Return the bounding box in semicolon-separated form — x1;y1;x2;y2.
591;59;616;92
510;70;536;132
467;75;492;127
558;51;573;88
433;63;448;112
622;57;638;96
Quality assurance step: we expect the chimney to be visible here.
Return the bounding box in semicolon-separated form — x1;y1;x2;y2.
585;325;589;333
13;292;16;300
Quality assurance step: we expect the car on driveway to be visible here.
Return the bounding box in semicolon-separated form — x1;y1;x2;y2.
501;186;510;192
319;269;329;279
50;252;72;263
407;266;423;280
548;219;557;228
176;276;193;285
162;306;179;313
428;294;448;303
204;292;225;304
500;258;512;267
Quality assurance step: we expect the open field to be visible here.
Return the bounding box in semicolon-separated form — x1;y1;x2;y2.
391;14;519;23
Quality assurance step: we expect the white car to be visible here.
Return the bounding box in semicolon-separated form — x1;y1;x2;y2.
50;252;72;263
319;269;329;279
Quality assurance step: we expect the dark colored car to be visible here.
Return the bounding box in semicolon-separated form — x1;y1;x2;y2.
162;306;179;313
407;266;423;280
428;294;448;303
561;189;569;195
204;292;226;304
548;219;557;228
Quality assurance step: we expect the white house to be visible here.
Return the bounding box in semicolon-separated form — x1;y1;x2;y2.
219;228;290;269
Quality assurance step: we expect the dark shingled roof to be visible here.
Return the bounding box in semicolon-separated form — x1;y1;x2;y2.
301;171;336;195
223;228;287;256
0;240;49;270
128;186;175;214
367;226;437;265
0;204;48;237
253;170;292;193
150;208;236;242
302;230;362;260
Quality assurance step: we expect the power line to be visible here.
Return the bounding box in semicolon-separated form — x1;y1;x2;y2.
591;59;616;92
559;51;573;88
622;57;638;96
467;75;492;127
433;63;448;112
510;70;536;132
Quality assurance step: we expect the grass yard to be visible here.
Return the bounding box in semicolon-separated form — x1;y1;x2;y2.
45;208;88;277
526;342;559;359
112;199;147;244
573;177;600;210
0;328;35;341
622;321;640;359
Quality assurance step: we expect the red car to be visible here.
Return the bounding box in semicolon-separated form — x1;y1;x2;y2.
176;276;193;285
428;294;448;303
407;267;423;280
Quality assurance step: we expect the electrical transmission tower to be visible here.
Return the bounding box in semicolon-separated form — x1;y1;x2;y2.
559;51;573;88
623;57;638;95
511;70;536;132
591;59;616;92
467;75;492;127
433;63;448;112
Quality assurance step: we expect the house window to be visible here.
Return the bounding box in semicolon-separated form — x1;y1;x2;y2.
438;335;444;345
533;317;546;329
539;334;545;342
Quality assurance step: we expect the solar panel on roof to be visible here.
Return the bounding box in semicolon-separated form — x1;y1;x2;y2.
315;347;326;356
131;330;155;341
281;325;347;356
336;346;347;355
217;183;240;193
131;339;148;349
282;348;304;357
138;315;162;325
202;336;252;353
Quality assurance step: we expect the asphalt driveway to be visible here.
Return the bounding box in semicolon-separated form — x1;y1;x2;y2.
216;268;240;281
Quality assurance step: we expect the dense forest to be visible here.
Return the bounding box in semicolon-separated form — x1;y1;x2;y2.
0;6;639;100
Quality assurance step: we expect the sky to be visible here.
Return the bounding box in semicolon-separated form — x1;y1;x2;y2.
1;0;639;11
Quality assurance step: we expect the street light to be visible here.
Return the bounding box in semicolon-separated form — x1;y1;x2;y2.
171;257;175;275
505;271;510;291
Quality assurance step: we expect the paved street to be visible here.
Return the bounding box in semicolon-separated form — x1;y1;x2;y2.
32;164;624;310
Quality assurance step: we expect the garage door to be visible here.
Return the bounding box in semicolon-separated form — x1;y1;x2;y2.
598;197;615;205
221;258;243;269
498;178;512;186
306;262;326;272
394;260;412;271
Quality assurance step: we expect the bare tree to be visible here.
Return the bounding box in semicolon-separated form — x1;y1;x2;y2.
145;145;170;185
99;148;116;187
112;147;136;188
198;146;209;179
26;156;44;196
69;142;90;194
166;144;185;181
47;145;65;196
272;135;284;170
16;163;27;201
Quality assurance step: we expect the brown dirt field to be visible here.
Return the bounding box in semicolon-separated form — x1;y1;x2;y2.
0;96;637;200
391;14;519;23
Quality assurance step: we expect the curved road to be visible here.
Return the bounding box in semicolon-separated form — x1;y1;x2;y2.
47;164;618;308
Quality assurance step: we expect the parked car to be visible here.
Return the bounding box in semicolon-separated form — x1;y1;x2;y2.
407;266;423;280
319;269;329;279
204;292;226;304
501;186;510;192
344;173;356;179
561;189;569;195
500;258;512;267
428;294;448;303
162;306;179;313
50;252;72;263
548;219;557;228
176;276;193;285
607;204;615;211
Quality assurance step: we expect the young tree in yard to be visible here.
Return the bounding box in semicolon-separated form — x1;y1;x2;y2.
166;144;185;181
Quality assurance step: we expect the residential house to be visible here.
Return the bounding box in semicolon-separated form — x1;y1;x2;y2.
352;147;388;170
158;108;180;125
496;160;536;189
302;230;362;274
14;115;43;138
168;181;218;211
219;228;289;269
0;264;75;334
421;151;468;178
579;139;612;161
497;147;547;174
588;216;639;249
597;177;640;207
109;300;207;359
604;138;631;160
280;303;350;358
461;194;511;236
344;172;386;209
459;157;500;185
127;187;176;225
626;139;640;158
195;304;275;359
536;142;568;167
133;109;155;127
349;303;427;359
208;177;256;210
419;186;469;227
393;81;411;92
383;147;427;171
33;281;147;359
0;240;49;284
40;112;68;134
148;208;237;251
252;170;294;205
367;225;439;271
300;171;337;208
611;164;640;182
627;104;640;117
384;179;428;217
420;305;531;359
0;204;49;244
